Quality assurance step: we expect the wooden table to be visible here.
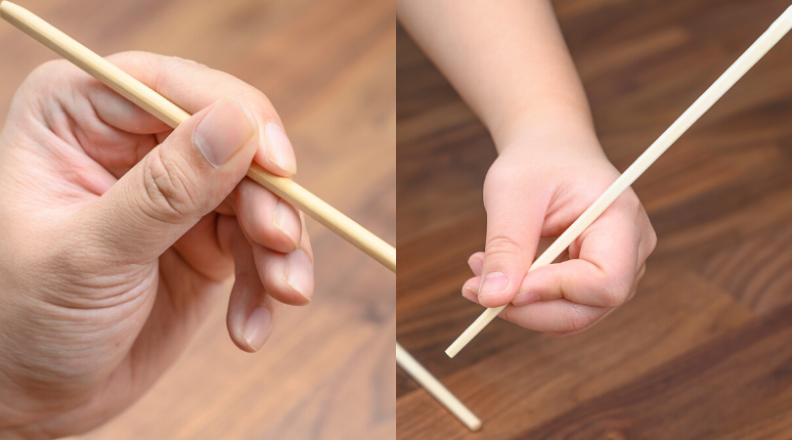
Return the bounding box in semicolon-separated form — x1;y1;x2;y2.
0;0;395;438
397;0;792;438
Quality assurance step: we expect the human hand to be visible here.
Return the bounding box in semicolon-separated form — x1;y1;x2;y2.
0;52;314;437
461;126;656;337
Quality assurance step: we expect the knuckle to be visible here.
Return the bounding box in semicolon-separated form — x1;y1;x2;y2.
141;149;198;220
597;273;631;307
108;50;151;64
647;226;658;252
485;234;525;259
30;59;71;79
600;288;627;307
483;162;521;198
163;54;212;82
234;90;276;124
620;188;642;210
23;60;73;96
594;283;618;306
168;55;205;68
618;190;648;224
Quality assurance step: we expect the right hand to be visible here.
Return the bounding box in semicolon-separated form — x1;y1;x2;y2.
461;125;656;336
0;52;313;438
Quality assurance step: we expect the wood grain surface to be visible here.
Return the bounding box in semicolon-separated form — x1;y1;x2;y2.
396;0;792;438
0;0;394;439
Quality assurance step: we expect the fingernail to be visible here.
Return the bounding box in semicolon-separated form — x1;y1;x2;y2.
478;272;509;298
513;292;540;306
462;285;478;302
272;200;300;250
243;307;272;351
283;250;313;301
195;97;255;167
263;122;297;175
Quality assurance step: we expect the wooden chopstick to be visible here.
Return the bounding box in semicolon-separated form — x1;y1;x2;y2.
446;5;792;358
0;0;483;430
0;0;395;273
396;343;482;431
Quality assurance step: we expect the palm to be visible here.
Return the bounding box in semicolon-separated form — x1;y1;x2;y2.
7;78;236;435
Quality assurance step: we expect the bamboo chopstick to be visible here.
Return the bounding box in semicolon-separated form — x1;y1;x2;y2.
396;343;482;431
0;0;482;430
446;5;792;358
0;0;395;273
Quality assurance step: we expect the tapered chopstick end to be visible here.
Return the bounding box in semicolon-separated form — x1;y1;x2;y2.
0;2;21;21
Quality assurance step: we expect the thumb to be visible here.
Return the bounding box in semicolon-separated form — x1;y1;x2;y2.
477;171;548;308
80;97;258;264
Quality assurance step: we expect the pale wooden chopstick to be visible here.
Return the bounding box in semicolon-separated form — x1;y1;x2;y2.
0;0;395;273
396;343;482;431
446;5;792;358
0;0;483;430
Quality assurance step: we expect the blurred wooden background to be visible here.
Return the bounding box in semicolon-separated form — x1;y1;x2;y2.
397;0;792;438
0;0;394;438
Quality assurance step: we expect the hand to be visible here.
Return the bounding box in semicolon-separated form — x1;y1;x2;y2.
0;52;314;438
461;126;656;336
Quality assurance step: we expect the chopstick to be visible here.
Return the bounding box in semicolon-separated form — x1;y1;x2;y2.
446;5;792;358
0;0;395;273
0;0;483;430
396;343;481;431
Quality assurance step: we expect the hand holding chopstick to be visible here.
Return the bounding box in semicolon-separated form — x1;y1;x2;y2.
0;0;395;273
0;0;480;431
447;5;792;358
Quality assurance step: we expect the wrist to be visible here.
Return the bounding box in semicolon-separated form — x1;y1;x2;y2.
486;104;619;184
489;100;600;156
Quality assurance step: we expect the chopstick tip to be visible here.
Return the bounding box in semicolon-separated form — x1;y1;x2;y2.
0;1;17;16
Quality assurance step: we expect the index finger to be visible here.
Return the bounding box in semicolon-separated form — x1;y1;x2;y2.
95;51;296;177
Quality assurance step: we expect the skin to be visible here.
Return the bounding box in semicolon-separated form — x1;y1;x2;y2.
0;52;315;439
397;0;657;335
